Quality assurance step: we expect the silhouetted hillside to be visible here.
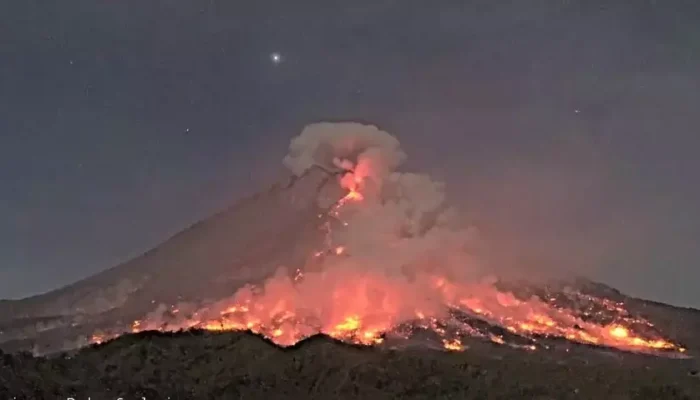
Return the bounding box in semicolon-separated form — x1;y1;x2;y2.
2;329;699;399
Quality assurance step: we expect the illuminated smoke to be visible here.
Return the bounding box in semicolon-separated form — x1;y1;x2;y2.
283;122;406;181
285;121;481;275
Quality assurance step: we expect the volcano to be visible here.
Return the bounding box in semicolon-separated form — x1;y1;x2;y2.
1;122;698;361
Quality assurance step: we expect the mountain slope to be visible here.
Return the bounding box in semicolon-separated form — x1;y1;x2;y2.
0;166;342;353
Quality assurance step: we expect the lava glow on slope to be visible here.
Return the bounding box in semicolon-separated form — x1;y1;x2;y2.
90;174;684;356
89;123;686;356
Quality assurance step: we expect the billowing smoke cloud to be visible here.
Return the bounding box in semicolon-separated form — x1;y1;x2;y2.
283;122;406;184
285;122;482;277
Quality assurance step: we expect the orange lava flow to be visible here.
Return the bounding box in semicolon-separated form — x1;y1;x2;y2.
90;170;685;356
111;273;683;354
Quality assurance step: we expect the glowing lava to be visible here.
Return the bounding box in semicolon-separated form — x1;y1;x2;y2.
92;180;684;356
88;124;686;357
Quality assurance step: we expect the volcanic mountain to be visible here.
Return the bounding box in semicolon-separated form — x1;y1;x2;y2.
1;122;699;362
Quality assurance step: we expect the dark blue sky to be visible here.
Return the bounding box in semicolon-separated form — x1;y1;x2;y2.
2;1;700;307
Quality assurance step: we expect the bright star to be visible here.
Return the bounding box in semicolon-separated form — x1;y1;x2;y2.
270;52;283;65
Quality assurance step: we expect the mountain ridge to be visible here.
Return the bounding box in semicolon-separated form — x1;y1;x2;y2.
2;328;699;399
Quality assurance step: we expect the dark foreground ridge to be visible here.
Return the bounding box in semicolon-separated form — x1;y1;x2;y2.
2;329;699;399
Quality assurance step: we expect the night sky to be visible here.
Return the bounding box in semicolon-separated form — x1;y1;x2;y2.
2;1;700;307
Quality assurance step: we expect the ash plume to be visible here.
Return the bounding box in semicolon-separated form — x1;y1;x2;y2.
283;122;406;180
271;123;484;319
287;121;482;270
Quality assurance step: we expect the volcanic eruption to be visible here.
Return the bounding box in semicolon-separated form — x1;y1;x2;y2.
0;122;693;358
75;122;685;357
